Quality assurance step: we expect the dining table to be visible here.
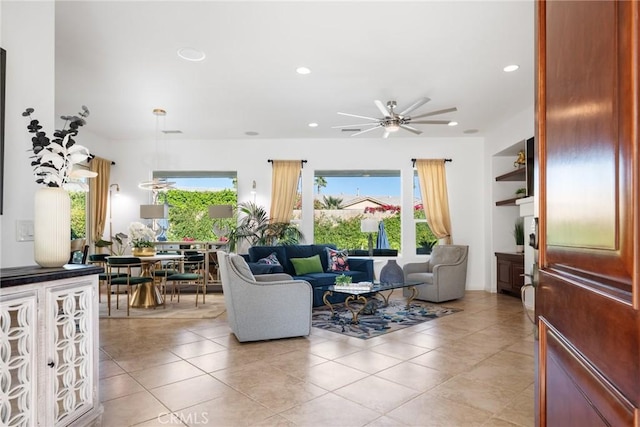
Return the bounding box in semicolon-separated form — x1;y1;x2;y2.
107;253;184;309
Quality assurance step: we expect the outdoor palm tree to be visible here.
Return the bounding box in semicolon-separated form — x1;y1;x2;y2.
314;176;327;194
320;196;344;209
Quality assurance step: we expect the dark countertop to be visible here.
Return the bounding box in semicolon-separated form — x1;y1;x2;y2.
1;264;104;288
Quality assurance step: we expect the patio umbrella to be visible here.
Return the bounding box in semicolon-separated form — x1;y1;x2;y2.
376;221;390;249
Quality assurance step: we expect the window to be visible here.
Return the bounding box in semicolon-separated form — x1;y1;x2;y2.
69;188;87;239
313;170;401;252
153;171;237;241
66;172;91;240
413;171;437;254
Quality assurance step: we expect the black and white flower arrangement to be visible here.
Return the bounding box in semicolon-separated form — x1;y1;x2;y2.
22;105;93;187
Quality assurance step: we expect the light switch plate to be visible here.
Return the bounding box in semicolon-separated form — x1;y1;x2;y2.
17;220;34;241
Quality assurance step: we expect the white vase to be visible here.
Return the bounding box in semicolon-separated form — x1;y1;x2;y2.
34;187;71;268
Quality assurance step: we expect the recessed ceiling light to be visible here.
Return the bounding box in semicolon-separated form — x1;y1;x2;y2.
296;67;311;75
503;64;519;72
448;121;458;127
463;129;479;134
245;131;259;136
308;122;318;128
177;47;206;62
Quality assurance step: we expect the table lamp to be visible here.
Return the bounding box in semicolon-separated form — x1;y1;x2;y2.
208;205;234;219
140;204;168;240
360;218;378;257
209;205;234;242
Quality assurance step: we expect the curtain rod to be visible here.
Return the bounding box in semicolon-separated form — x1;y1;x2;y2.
411;158;452;168
267;159;307;168
89;154;116;165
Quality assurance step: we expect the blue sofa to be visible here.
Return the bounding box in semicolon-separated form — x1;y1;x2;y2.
244;244;374;307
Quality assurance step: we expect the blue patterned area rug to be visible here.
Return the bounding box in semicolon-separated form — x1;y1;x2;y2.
312;298;462;339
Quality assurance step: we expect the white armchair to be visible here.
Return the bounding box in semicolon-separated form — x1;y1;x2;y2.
217;251;313;342
402;245;469;303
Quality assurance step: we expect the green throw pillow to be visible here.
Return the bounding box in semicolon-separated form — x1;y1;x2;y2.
290;254;323;275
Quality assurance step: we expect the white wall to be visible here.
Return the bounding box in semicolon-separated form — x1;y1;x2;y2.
483;106;535;292
96;135;488;290
1;1;55;267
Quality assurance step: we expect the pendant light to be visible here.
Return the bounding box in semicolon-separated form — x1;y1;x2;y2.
138;108;175;191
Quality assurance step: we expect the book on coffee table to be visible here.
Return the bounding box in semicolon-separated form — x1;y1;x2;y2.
333;282;373;291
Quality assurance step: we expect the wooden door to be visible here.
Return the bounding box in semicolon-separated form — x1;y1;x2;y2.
536;1;639;425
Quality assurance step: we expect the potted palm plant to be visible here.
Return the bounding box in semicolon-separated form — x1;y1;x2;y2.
513;218;525;253
228;201;303;251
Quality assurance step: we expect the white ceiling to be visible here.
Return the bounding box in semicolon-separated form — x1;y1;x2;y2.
54;1;534;142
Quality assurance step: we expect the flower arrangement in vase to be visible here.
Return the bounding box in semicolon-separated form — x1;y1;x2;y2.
128;222;156;256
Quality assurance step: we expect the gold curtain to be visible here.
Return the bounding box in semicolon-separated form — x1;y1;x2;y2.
416;159;453;244
89;157;111;246
269;160;302;223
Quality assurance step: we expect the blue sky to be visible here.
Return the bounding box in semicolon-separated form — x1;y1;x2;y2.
317;177;400;197
171;176;413;198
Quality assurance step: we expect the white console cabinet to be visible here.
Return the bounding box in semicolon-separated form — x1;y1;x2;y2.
1;265;103;426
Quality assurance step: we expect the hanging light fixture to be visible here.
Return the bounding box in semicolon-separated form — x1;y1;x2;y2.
138;108;175;191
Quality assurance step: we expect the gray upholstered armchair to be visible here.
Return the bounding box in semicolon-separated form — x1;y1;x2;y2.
402;245;469;303
217;251;313;342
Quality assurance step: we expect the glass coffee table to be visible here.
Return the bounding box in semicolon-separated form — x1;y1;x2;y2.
322;280;423;324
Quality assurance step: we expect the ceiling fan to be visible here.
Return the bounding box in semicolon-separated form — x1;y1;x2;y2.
333;97;457;138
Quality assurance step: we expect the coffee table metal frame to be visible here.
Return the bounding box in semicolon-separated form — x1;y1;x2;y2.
322;280;422;324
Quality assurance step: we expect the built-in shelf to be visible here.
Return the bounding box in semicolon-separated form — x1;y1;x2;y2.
496;197;522;207
495;167;526;182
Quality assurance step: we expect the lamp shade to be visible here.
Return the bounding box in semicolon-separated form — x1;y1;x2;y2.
208;205;234;219
360;218;378;233
140;204;167;219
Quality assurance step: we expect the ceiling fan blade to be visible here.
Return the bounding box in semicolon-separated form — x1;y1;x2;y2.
382;131;390;139
351;125;382;137
409;120;451;125
400;124;423;135
374;100;390;117
337;112;380;121
398;97;430;116
410;107;457;119
331;123;381;129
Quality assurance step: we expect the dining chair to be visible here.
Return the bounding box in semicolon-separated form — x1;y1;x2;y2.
151;257;180;308
106;257;154;316
88;253;127;303
165;254;207;306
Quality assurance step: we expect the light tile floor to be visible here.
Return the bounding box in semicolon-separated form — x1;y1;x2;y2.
98;291;535;427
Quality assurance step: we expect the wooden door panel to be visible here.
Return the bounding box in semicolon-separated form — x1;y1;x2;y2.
538;271;639;402
545;0;617;251
543;0;636;295
541;319;635;426
536;0;639;425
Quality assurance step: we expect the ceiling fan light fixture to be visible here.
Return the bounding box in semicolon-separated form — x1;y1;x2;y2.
385;122;400;132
